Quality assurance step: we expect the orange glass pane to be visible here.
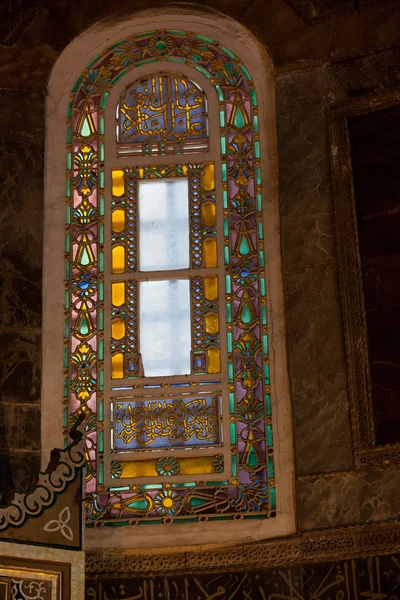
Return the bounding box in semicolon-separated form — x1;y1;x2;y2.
202;162;215;191
112;209;125;232
204;238;217;268
202;202;216;227
205;313;219;335
112;169;125;197
207;347;221;374
112;246;125;273
112;282;125;307
111;353;124;379
112;318;125;340
205;276;218;301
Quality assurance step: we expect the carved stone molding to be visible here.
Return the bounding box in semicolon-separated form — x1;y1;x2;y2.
0;421;85;535
330;88;400;469
86;519;400;576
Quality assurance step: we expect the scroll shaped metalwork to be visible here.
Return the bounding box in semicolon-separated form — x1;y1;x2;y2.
118;73;208;156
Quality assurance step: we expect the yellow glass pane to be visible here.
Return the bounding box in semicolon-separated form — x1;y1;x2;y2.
112;282;125;307
179;456;215;475
204;238;217;268
112;318;125;340
205;276;218;301
207;347;221;374
118;456;216;478
202;161;215;191
202;202;216;227
120;460;157;478
112;209;125;233
205;313;219;335
112;169;125;197
111;353;124;379
112;246;125;274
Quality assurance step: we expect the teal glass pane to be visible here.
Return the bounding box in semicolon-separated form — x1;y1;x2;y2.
225;275;231;294
267;424;273;447
270;487;276;509
99;369;104;391
264;364;270;385
227;331;233;353
263;334;268;355
99;117;105;135
219;110;225;127
223;189;228;209
266;394;271;415
229;391;235;413
230;422;235;444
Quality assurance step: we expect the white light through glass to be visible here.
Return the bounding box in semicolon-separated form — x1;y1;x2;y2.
140;279;191;377
138;179;189;271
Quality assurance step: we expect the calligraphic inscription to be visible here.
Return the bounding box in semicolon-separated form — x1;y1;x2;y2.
85;554;400;600
114;395;220;449
119;74;208;155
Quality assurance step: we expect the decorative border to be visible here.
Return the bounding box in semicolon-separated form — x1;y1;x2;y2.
0;421;85;532
67;30;274;525
0;557;71;599
86;518;400;575
330;88;400;468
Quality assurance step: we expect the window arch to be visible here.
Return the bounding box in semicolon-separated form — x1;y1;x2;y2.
43;11;295;548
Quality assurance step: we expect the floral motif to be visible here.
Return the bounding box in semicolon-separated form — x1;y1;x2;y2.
212;455;224;473
232;478;268;512
228;132;253;186
148;33;175;56
235;332;262;390
232;260;258;287
70;342;96;401
155;457;180;476
154;489;182;517
43;506;73;541
111;461;122;479
71;272;97;298
73;144;97;197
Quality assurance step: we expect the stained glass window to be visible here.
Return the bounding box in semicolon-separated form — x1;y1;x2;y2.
66;31;275;526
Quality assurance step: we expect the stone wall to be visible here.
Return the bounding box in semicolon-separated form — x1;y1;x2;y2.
1;0;400;534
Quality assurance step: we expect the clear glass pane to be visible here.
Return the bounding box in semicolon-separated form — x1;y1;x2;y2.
138;179;189;271
140;279;191;377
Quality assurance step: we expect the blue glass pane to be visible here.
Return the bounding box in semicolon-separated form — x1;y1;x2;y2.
114;394;220;449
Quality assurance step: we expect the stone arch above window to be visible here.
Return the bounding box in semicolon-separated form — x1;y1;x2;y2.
42;9;295;550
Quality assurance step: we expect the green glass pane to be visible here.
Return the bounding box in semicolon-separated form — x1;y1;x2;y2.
259;250;265;267
99;282;104;301
264;364;270;385
209;516;230;522
227;331;233;352
100;196;105;216
221;137;226;155
270;487;276;509
242;302;252;324
72;76;83;93
99;369;104;391
112;70;128;84
206;481;229;486
63;407;68;428
65;206;70;225
65;261;70;279
109;486;130;491
240;65;251;80
99;224;104;244
99;431;104;452
110;39;127;49
257;193;262;212
263;334;268;355
219;110;225;128
226;303;232;323
100;92;109;109
265;394;271;415
106;520;130;527
230;422;236;444
166;30;186;35
220;45;236;59
99;253;104;273
66;179;71;198
224;246;230;265
223;217;229;237
234;105;246;129
258;221;263;240
64;317;69;338
80;116;91;138
88;55;101;68
166;56;185;63
215;85;224;102
248;447;258;467
251;89;257;107
100;144;104;162
140;484;162;490
99;311;104;331
268;455;274;478
223;189;228;209
195;65;211;78
196;34;213;43
171;482;196;488
67;152;72;170
225;275;231;294
98;399;103;422
65;234;70;253
65;290;69;310
231;455;237;476
67;102;72;118
229;391;235;413
239;236;250;255
261;305;267;325
254;140;260;158
267;424;273;447
253;114;259;132
260;278;266;296
98;462;104;484
99;117;105;135
221;163;227;181
228;361;234;383
63;377;68;398
256;168;261;186
99;339;104;360
100;171;105;189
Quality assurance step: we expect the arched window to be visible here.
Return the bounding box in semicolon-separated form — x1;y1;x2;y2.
43;14;295;548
